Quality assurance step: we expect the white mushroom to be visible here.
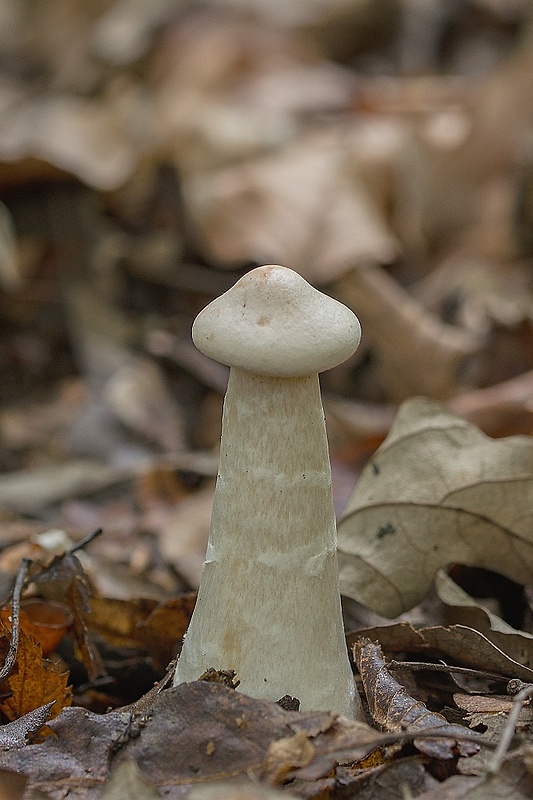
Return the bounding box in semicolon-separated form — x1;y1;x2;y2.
174;265;362;718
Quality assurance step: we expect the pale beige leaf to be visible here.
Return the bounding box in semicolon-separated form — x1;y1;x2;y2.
101;760;160;800
337;397;533;617
435;570;533;669
183;128;398;282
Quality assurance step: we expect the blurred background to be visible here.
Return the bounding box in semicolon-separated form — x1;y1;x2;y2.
0;0;532;608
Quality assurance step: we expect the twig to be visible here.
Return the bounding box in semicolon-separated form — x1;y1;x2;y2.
487;683;533;776
0;557;30;681
68;528;103;554
387;659;510;683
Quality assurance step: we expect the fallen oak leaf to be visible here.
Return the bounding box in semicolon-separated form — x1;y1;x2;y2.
353;638;480;759
338;397;533;617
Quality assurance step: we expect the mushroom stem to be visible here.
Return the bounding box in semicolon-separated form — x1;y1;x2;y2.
175;368;358;718
174;264;361;718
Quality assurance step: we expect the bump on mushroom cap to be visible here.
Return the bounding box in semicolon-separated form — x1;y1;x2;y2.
192;265;361;376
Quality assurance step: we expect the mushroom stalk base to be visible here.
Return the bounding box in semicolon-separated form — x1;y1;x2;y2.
174;369;359;719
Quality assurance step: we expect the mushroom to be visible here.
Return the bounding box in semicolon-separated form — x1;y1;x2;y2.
174;265;362;718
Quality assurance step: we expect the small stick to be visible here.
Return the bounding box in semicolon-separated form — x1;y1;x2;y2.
387;659;510;684
487;683;533;776
68;528;103;555
0;557;30;681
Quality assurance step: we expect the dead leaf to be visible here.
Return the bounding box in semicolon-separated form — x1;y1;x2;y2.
0;600;73;658
262;730;316;784
353;638;480;759
338;397;533;617
0;704;129;798
0;89;144;191
0;622;71;723
333;265;482;400
103;357;185;454
183;127;398;281
135;594;196;672
158;485;214;587
348;622;533;683
100;759;160;800
113;682;384;795
34;552;106;681
188;780;288;800
416;759;533;799
435;570;533;669
0;702;54;751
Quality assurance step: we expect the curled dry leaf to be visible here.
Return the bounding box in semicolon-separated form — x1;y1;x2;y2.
0;599;73;657
348;622;533;684
353;638;480;759
338;397;533;617
435;570;533;670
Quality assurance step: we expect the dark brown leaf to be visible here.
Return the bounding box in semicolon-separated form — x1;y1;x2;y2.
353;638;480;759
34;553;106;681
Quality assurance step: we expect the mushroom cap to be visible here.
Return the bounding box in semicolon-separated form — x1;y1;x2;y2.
192;265;361;376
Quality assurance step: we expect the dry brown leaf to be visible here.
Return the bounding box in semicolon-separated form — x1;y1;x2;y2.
0;90;144;191
0;622;71;723
333;264;482;400
87;596;159;649
353;638;480;759
34;552;106;682
338;397;533;617
435;570;533;670
136;594;196;672
347;622;533;684
183;127;398;282
104;357;185;454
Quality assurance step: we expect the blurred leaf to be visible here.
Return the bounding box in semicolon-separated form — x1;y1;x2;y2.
100;760;160;800
0;600;73;658
88;597;159;650
338;397;533;617
184;127;398;282
136;593;196;672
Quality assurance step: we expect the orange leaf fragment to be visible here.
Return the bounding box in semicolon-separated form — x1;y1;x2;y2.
0;622;71;722
0;599;73;657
